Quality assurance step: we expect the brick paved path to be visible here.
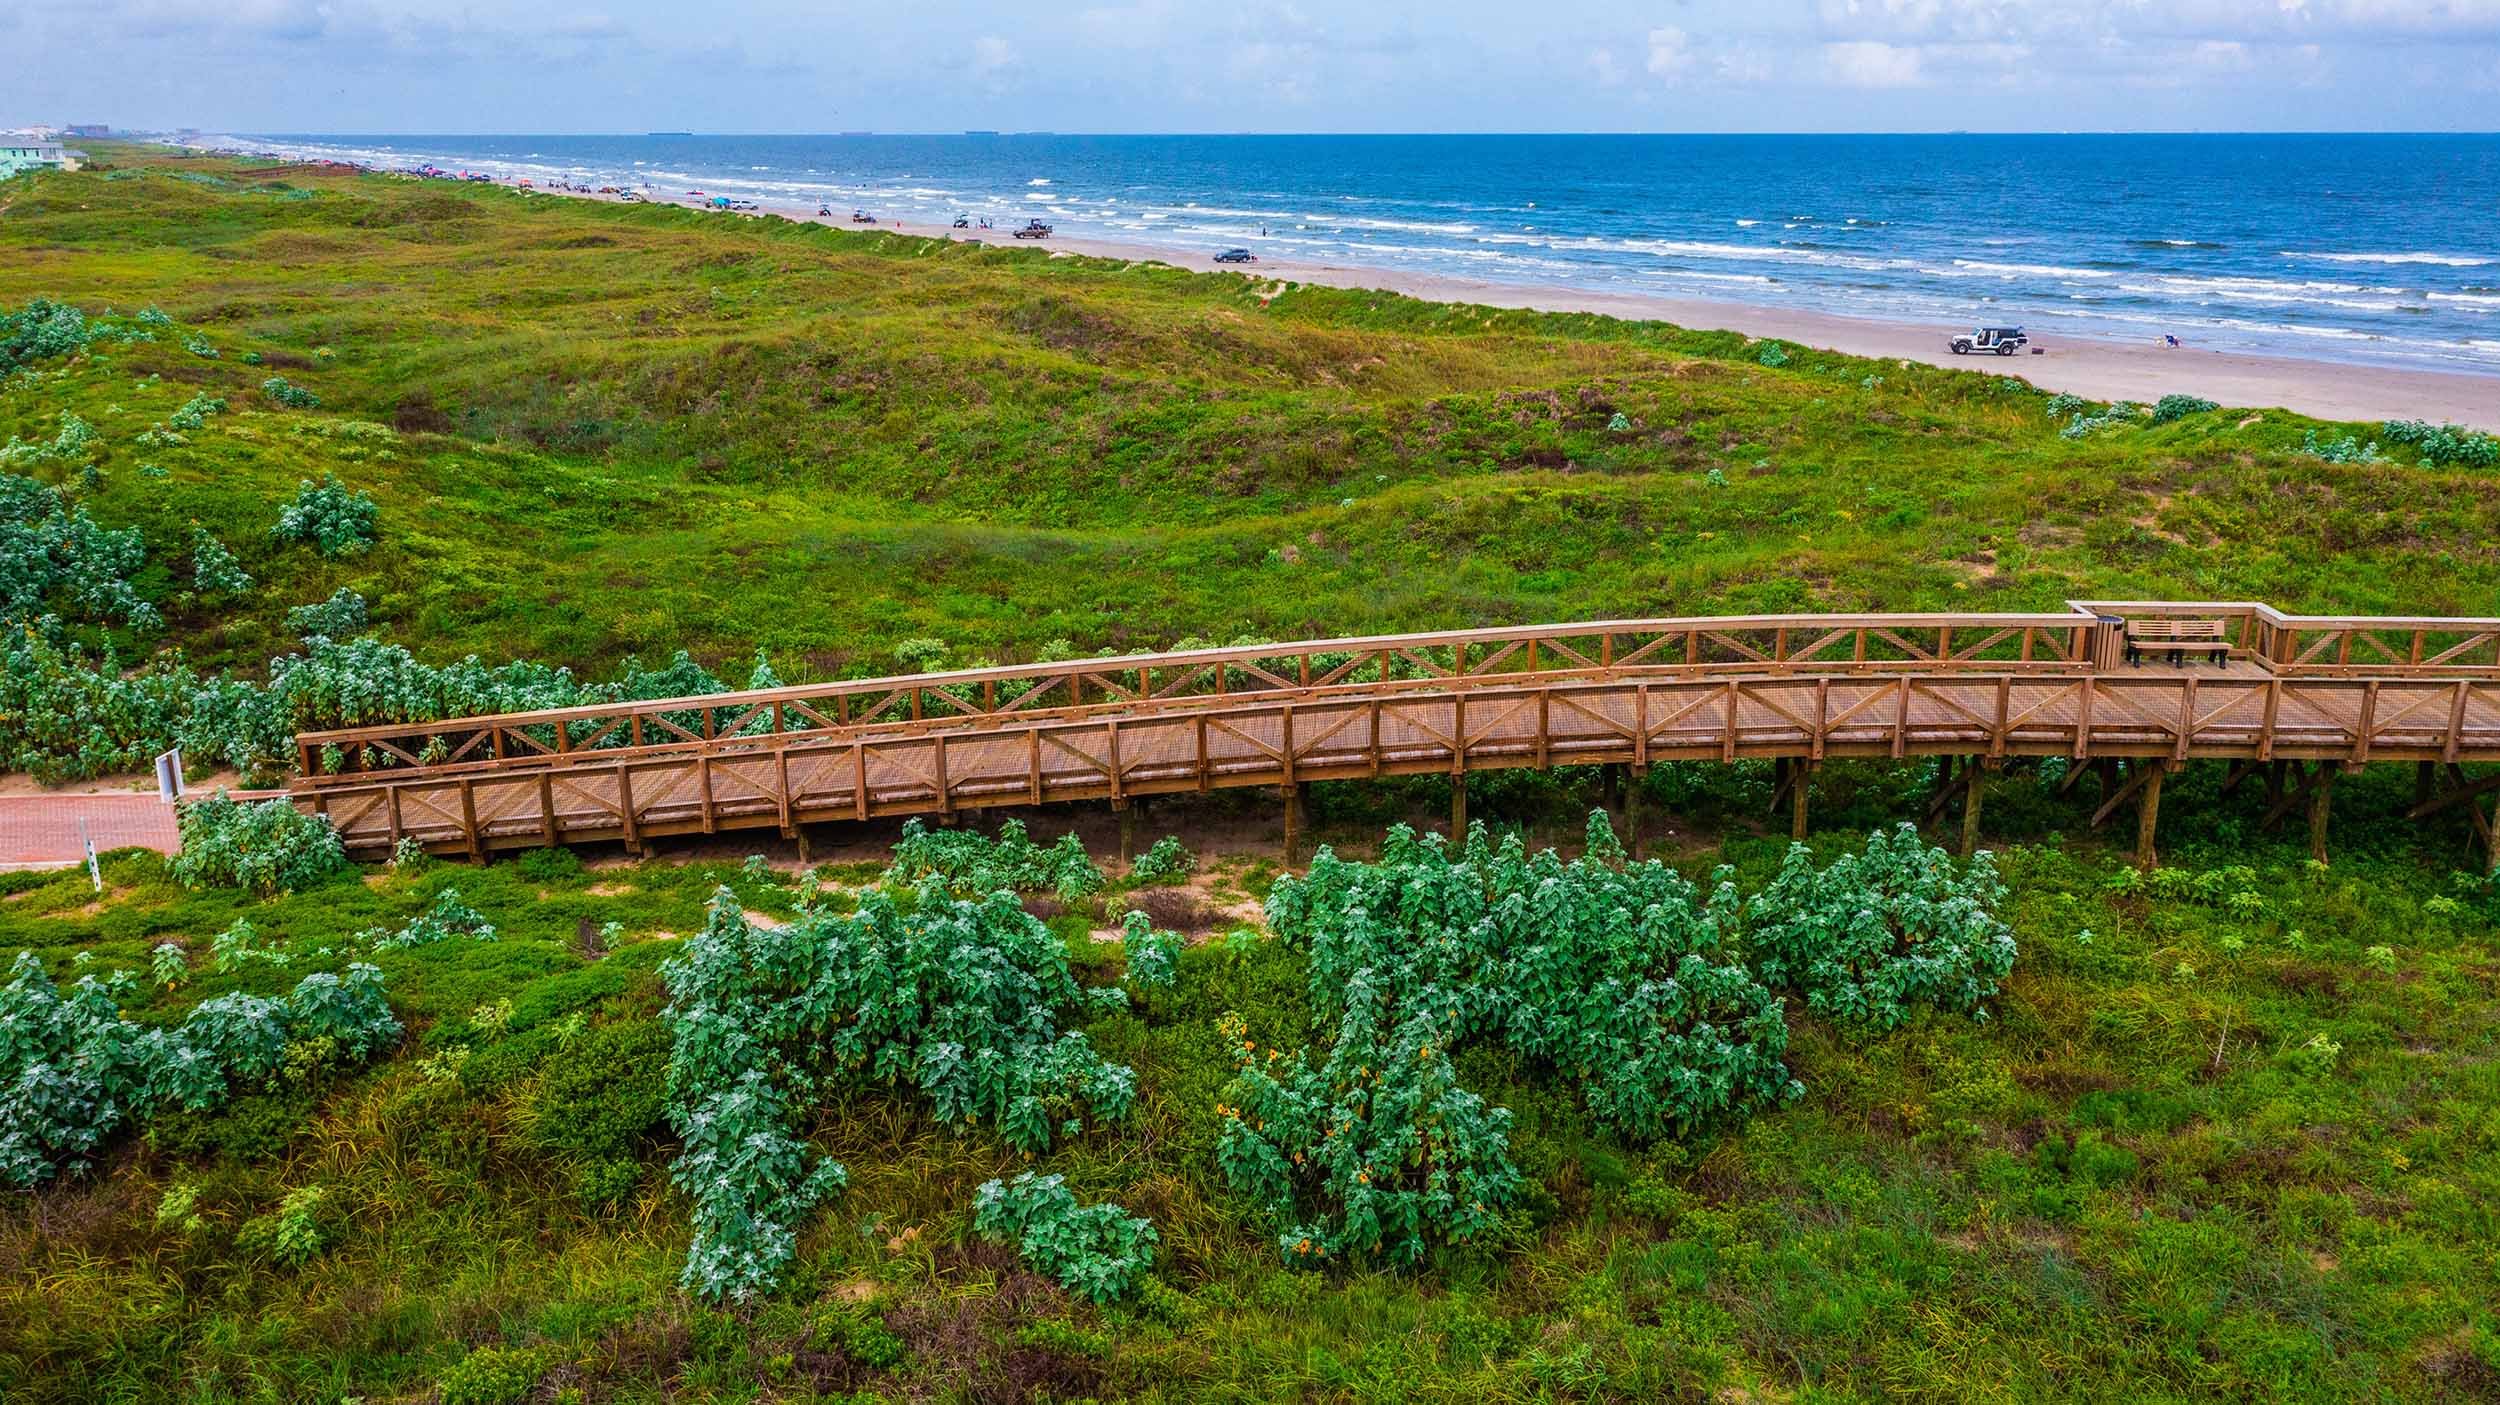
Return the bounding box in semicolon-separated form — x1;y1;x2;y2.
0;794;180;871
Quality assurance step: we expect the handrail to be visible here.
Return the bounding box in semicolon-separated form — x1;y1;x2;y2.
288;601;2500;783
290;608;2106;772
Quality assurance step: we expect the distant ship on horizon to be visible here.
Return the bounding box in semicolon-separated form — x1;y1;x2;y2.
647;131;693;137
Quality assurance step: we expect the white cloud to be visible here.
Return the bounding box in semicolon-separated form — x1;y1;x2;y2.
1822;39;1926;86
1646;26;1696;79
971;34;1020;78
1717;44;1775;83
1589;46;1626;86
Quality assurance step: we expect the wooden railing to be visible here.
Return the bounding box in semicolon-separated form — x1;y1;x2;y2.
293;610;2110;780
285;601;2500;858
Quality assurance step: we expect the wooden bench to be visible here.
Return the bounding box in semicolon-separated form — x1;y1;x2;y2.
2124;618;2230;667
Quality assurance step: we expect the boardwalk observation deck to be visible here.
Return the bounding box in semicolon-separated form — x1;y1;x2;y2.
287;600;2500;865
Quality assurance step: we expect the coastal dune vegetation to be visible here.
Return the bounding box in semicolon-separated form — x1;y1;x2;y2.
1;146;2498;1403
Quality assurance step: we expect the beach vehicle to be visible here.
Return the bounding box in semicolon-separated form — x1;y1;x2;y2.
1013;219;1054;240
952;216;971;228
852;210;878;223
1214;247;1258;264
1949;326;2028;356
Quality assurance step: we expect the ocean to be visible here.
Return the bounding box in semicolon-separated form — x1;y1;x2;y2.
226;132;2500;375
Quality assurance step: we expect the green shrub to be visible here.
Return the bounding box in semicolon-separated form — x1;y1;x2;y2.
166;392;226;431
0;953;397;1188
188;528;251;600
169;792;350;896
811;1306;906;1369
663;882;1134;1302
973;1172;1157;1304
2382;418;2499;469
0;298;96;371
529;1019;667;1205
259;375;321;410
0;470;159;631
1129;835;1195;883
283;585;368;640
271;474;377;556
364;887;496;950
1741;822;2018;1029
1119;910;1182;991
1231;815;1796;1266
2300;429;2384;465
436;1346;546;1405
235;1185;329;1266
2151;393;2218;423
885;817;1104;901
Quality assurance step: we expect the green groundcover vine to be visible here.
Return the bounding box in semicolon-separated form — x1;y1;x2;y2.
0;953;400;1189
661;883;1134;1303
1221;814;2014;1268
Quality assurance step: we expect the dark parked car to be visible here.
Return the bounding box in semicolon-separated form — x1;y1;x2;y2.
1214;247;1258;264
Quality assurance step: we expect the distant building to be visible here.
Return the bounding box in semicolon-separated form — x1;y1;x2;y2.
0;142;77;178
65;124;110;138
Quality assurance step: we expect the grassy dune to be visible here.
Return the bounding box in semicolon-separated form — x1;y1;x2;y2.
1;148;2498;1404
4;144;2497;685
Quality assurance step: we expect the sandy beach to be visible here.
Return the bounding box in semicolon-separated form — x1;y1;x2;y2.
558;183;2498;430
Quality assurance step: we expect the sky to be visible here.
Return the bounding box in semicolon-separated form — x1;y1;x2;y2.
8;0;2500;134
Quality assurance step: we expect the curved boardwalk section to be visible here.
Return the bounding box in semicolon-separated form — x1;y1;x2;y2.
288;600;2500;863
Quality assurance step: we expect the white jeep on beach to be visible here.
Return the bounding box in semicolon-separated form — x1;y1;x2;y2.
1949;326;2028;355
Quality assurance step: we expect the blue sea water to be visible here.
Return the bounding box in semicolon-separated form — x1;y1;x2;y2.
231;132;2500;375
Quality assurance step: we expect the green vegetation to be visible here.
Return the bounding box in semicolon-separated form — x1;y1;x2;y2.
1;770;2496;1400
973;1172;1159;1305
4;146;2500;1402
6;145;2500;792
167;791;349;896
661;881;1134;1302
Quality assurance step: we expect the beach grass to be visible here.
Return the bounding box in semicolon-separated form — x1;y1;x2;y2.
3;145;2499;1403
1;765;2496;1402
3;144;2495;687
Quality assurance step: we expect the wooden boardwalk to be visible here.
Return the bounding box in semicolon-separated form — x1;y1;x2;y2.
287;601;2500;866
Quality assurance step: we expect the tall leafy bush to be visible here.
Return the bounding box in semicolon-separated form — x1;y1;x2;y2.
1741;822;2017;1029
662;884;1135;1302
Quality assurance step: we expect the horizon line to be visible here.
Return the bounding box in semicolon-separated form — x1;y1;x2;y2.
134;128;2500;141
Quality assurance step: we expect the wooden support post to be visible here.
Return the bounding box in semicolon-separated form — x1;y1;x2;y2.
794;826;811;867
1602;763;1624;814
1116;801;1135;867
1924;756;1962;825
2416;760;2436;809
1961;760;1986;858
2265;758;2287;808
1791;761;1810;841
1281;783;1305;867
1625;766;1644;861
459;779;483;862
1451;773;1468;837
2309;764;2336;866
2135;763;2166;871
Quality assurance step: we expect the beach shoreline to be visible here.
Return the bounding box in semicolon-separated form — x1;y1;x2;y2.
596;187;2495;431
210;138;2498;431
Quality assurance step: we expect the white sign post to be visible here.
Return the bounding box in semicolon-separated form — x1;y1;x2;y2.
77;818;101;894
154;747;184;804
